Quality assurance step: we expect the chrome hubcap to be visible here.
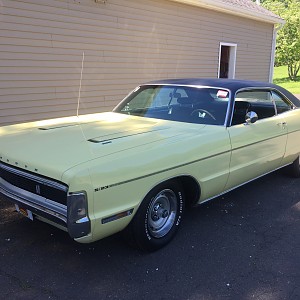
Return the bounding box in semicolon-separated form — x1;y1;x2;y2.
148;189;177;238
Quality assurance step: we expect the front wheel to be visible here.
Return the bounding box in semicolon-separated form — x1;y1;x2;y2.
128;180;185;251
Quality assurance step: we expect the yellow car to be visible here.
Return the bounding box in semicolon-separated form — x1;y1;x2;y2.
1;78;300;251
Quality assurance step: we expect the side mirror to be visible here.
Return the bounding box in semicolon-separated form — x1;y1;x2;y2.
245;111;258;124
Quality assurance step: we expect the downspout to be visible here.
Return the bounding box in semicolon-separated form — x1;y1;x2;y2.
269;23;284;82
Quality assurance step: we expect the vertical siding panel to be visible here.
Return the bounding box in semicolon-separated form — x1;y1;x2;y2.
0;0;274;125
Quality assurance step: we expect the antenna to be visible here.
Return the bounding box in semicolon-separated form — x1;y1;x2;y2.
77;51;85;117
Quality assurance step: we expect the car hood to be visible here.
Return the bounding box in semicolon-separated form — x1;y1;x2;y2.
0;112;204;181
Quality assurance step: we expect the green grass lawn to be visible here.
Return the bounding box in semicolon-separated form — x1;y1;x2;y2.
273;65;300;94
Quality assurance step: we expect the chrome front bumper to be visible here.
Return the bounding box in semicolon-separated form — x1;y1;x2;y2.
0;177;67;228
0;161;91;239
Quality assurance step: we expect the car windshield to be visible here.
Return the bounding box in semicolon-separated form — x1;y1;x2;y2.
114;85;230;125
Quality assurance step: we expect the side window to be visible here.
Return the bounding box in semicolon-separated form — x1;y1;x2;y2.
236;90;274;109
271;91;293;114
232;90;275;125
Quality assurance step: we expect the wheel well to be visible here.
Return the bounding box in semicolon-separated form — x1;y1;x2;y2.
177;176;201;207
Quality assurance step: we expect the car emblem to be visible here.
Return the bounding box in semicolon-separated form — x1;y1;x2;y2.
35;184;41;195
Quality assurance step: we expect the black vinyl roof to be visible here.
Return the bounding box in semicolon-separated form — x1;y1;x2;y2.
145;78;300;107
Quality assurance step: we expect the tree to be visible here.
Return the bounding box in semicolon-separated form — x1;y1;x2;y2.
262;0;300;80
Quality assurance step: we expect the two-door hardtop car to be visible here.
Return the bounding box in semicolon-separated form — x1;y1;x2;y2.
1;78;300;251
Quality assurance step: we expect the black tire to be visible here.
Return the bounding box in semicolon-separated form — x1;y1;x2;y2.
127;179;185;252
286;156;300;178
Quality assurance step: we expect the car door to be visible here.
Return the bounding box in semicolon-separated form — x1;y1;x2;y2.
272;90;300;166
225;89;288;190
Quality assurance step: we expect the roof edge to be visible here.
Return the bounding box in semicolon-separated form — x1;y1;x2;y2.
170;0;285;24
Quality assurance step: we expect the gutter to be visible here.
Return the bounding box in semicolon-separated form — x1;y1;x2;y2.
170;0;285;24
269;23;285;82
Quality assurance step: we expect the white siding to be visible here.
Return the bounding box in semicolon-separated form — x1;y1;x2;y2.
0;0;274;125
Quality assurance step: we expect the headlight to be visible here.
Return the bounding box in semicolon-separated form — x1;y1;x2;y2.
67;192;91;238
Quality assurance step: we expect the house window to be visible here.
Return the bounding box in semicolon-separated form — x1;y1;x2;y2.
218;43;237;79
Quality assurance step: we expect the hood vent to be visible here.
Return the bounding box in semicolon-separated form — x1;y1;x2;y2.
88;128;167;144
38;123;80;130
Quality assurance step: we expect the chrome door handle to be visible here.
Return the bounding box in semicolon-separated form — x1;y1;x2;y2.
277;122;287;129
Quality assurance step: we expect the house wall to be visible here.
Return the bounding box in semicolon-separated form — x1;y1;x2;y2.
0;0;274;126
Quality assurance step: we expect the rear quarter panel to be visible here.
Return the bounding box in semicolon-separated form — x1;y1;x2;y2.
281;108;300;164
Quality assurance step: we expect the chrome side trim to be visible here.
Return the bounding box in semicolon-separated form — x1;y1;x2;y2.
94;149;230;192
102;209;134;224
0;162;68;192
231;132;287;152
0;177;67;223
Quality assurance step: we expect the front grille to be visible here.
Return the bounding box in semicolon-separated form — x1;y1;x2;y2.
0;162;68;206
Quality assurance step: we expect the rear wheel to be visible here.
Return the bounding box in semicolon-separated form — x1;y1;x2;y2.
127;180;185;251
286;156;300;178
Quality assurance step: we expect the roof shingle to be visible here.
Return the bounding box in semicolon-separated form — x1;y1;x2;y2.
171;0;283;24
219;0;280;19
